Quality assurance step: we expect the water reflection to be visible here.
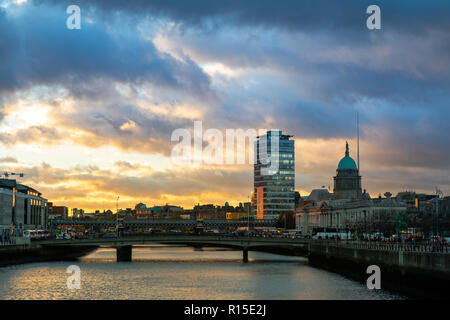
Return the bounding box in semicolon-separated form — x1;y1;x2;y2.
0;245;405;300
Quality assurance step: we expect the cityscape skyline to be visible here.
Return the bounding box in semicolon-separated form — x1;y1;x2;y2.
0;0;449;211
1;135;446;212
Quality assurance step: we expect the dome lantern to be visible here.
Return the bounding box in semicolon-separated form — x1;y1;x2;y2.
337;141;358;170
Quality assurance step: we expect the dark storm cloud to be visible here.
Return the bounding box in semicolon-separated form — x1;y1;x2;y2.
35;0;450;34
364;104;450;170
160;23;450;102
0;4;212;99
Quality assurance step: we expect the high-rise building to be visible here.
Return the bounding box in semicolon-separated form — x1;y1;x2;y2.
254;130;295;219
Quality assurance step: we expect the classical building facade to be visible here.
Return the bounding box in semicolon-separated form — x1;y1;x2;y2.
297;197;408;235
296;142;408;236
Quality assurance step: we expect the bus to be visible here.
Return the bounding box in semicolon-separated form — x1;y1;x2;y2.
311;227;352;240
283;229;302;239
24;229;50;240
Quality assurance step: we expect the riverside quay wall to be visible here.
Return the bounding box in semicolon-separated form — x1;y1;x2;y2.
308;241;450;298
0;244;97;267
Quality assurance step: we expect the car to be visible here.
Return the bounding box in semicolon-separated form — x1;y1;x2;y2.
103;233;117;238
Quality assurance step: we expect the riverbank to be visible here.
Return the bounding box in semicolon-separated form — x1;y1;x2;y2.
0;244;97;268
243;244;450;299
307;243;450;299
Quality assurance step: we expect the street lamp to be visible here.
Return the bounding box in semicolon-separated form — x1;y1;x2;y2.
248;195;250;238
116;196;120;238
431;188;443;243
434;193;443;242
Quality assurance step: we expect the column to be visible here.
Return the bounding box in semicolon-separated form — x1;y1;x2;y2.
116;245;132;262
243;247;249;263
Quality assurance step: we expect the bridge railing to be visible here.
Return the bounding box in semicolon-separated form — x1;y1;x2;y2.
49;218;278;228
35;231;450;253
34;233;311;246
314;239;450;254
0;237;30;246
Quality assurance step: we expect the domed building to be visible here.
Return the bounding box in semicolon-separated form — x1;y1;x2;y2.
333;142;362;200
296;140;409;236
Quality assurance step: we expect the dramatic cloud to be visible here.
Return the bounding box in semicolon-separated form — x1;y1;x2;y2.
0;156;18;163
9;162;252;210
0;0;449;209
0;3;214;101
34;0;450;34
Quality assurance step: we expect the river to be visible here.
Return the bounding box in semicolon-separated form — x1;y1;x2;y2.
0;245;405;300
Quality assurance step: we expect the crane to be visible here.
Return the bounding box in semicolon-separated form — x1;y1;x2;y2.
3;172;24;179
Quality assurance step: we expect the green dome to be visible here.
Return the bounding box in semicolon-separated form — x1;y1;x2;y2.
337;141;358;170
338;156;357;169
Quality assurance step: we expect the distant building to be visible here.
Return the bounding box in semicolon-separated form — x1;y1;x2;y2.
103;209;114;217
243;202;251;214
226;212;248;220
0;178;48;234
150;204;184;219
72;208;84;218
396;191;436;212
254;130;295;220
193;204;224;220
83;211;97;219
48;202;68;219
84;209;114;219
294;191;303;210
135;203;153;218
308;189;332;202
395;191;450;235
118;208;134;217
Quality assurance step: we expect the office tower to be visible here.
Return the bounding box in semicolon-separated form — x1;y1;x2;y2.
254;130;295;219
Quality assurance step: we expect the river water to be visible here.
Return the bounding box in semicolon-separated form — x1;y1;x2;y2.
0;245;405;300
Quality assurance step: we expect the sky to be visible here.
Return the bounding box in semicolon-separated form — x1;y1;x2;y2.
0;0;449;211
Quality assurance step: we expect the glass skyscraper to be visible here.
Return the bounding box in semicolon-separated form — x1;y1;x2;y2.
254;130;295;219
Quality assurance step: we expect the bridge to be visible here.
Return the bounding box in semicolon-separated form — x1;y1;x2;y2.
36;235;310;262
50;218;277;229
